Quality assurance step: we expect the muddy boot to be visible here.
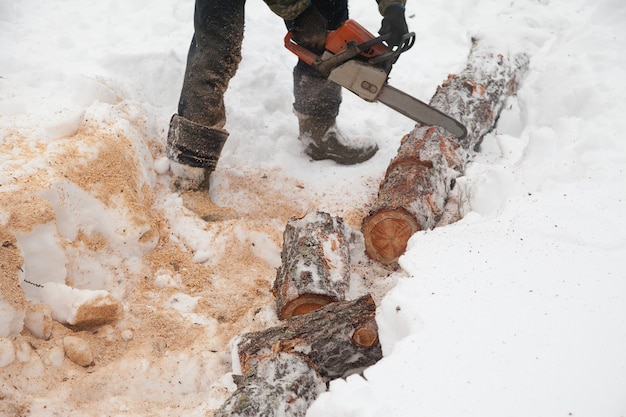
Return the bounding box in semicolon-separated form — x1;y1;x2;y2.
167;114;228;179
169;165;238;222
297;114;378;165
166;115;237;221
169;161;237;222
169;161;208;192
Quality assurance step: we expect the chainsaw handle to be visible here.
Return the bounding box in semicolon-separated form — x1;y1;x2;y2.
284;30;388;71
284;23;415;75
284;31;362;76
284;31;318;66
369;32;415;65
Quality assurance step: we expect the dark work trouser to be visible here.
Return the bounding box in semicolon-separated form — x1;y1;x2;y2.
167;0;348;169
287;0;348;119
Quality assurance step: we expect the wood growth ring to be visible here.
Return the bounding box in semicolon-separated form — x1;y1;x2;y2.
362;208;420;265
280;294;335;320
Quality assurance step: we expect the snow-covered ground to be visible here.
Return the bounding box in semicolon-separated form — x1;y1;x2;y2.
1;0;625;416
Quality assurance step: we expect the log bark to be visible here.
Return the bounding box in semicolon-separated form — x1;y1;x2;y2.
236;294;381;381
273;211;350;320
362;39;530;264
215;352;325;417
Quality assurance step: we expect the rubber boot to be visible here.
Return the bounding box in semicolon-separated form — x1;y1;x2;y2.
166;115;236;221
297;113;378;165
167;115;228;171
169;160;208;192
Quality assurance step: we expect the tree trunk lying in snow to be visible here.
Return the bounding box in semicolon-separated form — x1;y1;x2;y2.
273;211;350;320
237;294;381;381
362;39;530;265
215;352;325;417
217;295;381;416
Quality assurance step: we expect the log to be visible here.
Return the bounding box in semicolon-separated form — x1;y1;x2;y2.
362;39;530;264
273;211;350;320
215;351;325;417
236;294;381;381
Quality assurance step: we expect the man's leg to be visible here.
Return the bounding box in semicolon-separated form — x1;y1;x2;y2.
167;0;246;189
291;0;347;123
290;0;378;165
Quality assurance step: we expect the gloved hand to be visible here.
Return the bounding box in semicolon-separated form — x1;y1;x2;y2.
292;5;328;53
379;4;409;48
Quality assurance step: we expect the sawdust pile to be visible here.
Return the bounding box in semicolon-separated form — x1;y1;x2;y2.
0;115;394;416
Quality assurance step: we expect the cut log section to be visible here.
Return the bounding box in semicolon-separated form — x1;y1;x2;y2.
362;39;530;264
215;351;325;417
273;211;350;320
236;294;381;381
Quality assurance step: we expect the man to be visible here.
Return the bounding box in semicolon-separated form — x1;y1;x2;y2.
167;0;408;192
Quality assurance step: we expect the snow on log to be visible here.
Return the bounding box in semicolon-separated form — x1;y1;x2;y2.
215;352;325;417
362;39;530;264
236;294;381;381
273;211;350;320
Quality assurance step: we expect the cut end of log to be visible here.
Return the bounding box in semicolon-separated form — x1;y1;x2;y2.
362;208;420;265
279;294;335;320
352;327;378;348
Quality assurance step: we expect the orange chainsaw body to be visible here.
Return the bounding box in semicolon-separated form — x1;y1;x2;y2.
325;20;389;59
284;19;389;67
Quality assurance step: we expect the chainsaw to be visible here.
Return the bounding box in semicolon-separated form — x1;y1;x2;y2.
285;19;467;139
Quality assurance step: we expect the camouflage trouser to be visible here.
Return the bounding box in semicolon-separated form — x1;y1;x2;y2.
167;0;349;169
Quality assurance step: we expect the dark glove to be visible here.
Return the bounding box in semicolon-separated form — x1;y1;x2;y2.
292;5;328;53
379;4;409;48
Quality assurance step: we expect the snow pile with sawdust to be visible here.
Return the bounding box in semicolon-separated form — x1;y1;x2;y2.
1;0;625;416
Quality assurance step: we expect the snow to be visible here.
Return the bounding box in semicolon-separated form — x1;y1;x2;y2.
1;0;625;416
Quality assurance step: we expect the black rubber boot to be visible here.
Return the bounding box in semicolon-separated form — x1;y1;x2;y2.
166;115;238;221
166;114;228;191
298;114;378;165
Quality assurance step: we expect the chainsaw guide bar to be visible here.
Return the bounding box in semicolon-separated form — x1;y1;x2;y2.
285;19;467;139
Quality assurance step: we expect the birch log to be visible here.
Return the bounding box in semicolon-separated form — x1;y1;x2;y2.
236;294;381;381
273;211;350;320
362;39;530;264
215;352;325;417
